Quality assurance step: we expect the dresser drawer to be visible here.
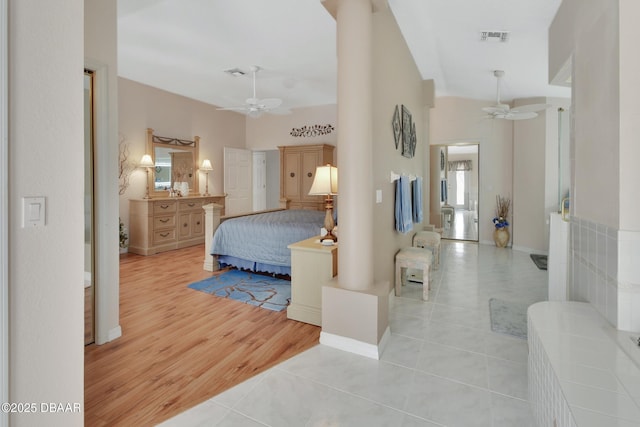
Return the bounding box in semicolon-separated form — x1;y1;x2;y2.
153;215;176;229
153;228;176;245
129;196;226;256
178;199;203;211
153;201;177;214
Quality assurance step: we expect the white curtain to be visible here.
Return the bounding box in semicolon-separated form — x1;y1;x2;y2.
448;160;472;171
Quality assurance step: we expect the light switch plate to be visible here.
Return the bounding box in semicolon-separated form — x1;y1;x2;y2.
23;196;45;227
376;189;382;204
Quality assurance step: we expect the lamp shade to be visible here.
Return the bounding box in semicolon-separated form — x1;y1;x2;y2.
200;159;213;171
139;154;154;168
308;164;338;195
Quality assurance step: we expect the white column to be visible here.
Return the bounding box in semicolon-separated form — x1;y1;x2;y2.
336;0;374;291
319;0;389;360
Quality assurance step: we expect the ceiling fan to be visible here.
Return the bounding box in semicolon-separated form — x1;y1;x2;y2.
482;70;550;120
217;65;283;118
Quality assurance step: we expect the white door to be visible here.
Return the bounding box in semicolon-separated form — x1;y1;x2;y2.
224;147;252;215
252;151;266;211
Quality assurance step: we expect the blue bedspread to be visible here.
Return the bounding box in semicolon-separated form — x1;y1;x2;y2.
211;209;324;274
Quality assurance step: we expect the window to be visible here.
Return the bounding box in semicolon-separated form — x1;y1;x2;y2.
456;170;465;206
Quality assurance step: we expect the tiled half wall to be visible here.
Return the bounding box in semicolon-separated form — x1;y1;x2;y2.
570;216;640;331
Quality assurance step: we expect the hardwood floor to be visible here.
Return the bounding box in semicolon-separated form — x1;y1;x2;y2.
84;245;320;426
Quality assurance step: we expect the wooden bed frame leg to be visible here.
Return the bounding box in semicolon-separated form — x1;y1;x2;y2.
203;203;223;271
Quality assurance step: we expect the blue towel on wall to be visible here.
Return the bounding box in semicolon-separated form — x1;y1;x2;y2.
412;176;423;223
395;175;413;234
441;179;447;202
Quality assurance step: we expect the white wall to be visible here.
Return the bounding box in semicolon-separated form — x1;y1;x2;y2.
118;78;247;226
511;97;575;254
9;0;84;425
372;5;430;288
551;0;640;331
86;0;121;345
245;105;337;151
573;4;620;227
513;99;546;253
430;97;513;244
618;0;640;231
430;96;570;251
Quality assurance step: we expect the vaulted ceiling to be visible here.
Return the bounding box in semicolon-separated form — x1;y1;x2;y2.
117;0;571;113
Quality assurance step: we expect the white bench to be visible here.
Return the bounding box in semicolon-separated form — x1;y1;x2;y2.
395;247;432;301
441;205;454;228
413;230;441;270
424;224;444;236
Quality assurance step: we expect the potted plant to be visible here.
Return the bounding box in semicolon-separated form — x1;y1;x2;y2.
119;217;129;254
492;195;510;247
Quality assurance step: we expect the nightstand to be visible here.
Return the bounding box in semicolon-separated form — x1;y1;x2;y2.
287;236;338;326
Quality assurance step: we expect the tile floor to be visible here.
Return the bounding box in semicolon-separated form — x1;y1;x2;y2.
160;241;548;426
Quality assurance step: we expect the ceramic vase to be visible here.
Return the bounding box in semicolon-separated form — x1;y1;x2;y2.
493;227;510;247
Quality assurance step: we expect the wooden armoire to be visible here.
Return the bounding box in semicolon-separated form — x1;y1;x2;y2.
279;144;335;210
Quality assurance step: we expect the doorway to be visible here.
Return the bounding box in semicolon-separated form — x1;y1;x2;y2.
252;150;280;211
252;151;266;211
432;144;479;242
224;147;253;215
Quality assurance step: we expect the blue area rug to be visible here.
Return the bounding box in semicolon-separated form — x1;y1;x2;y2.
188;270;291;312
489;298;529;340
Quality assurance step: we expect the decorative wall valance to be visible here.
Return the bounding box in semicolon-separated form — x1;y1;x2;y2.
290;124;335;137
448;160;472;171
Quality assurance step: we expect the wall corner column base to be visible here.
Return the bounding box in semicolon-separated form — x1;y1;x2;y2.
321;278;390;359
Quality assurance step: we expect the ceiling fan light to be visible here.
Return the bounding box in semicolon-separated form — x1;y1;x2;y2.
219;65;283;117
482;70;545;120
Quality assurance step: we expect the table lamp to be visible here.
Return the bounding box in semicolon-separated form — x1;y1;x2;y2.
139;154;154;199
200;159;213;196
308;164;338;242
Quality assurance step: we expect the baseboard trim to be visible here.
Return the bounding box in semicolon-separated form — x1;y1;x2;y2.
107;325;122;342
320;326;390;360
512;245;548;255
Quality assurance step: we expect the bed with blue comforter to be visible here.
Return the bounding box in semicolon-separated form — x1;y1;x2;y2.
211;209;325;275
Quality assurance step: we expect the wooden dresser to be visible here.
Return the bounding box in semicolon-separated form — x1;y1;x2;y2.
279;144;335;210
129;195;225;255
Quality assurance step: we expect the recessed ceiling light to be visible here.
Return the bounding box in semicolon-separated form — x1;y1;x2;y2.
480;31;509;43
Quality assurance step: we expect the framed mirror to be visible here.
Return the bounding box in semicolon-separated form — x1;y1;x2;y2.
146;128;199;197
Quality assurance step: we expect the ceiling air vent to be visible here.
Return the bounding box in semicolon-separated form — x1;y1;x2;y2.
480;31;509;43
224;68;245;77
